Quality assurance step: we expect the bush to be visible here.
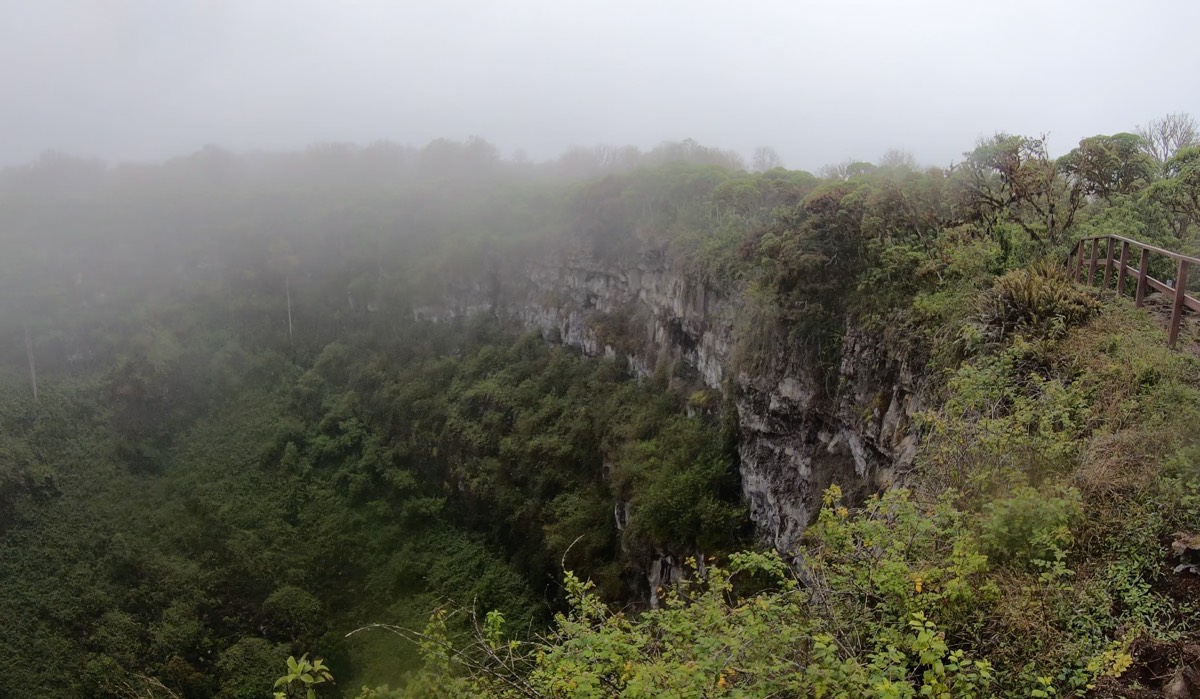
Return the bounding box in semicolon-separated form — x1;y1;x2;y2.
263;585;323;642
980;486;1081;566
917;340;1091;499
977;262;1100;342
217;637;289;699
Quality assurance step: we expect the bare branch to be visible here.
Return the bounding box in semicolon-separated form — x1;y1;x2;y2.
1136;113;1199;165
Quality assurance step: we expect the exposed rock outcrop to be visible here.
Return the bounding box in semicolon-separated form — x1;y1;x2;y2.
414;239;922;554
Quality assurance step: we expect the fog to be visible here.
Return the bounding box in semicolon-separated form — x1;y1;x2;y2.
2;0;1198;170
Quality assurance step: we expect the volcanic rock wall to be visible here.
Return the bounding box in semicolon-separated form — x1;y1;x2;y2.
414;240;920;554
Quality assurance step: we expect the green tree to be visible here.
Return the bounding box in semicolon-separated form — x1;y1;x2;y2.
1059;133;1156;200
953;133;1083;244
1145;146;1200;241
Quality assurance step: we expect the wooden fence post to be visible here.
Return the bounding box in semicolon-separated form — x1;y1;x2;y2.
1074;239;1085;282
1088;238;1099;286
1101;237;1115;291
1169;259;1190;348
1135;247;1150;307
1117;241;1130;296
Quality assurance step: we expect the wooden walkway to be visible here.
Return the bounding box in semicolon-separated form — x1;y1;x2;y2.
1068;235;1199;348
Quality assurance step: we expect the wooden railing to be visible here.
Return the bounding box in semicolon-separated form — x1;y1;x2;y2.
1067;234;1199;348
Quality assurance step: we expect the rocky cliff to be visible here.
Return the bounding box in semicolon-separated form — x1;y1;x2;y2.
414;239;921;555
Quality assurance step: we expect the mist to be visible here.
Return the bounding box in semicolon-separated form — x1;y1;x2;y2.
6;2;1200;696
3;0;1198;170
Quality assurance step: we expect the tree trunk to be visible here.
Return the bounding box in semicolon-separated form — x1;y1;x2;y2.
24;325;38;402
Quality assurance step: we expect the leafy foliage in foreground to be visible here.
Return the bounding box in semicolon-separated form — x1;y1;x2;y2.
346;477;1186;697
361;419;1199;698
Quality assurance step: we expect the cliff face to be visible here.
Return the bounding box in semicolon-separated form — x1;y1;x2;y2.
414;241;921;554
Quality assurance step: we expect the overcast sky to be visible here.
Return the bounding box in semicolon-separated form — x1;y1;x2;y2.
2;0;1197;171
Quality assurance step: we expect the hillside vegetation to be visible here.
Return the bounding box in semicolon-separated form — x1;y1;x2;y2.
1;121;1199;698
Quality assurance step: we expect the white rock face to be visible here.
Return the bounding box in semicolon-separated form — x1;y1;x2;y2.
416;241;922;555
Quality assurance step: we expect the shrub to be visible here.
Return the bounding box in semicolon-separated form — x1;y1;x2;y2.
217;637;289;699
263;586;323;642
916;340;1091;499
977;262;1100;342
980;486;1081;566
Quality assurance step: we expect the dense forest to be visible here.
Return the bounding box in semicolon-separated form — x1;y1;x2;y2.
2;116;1200;698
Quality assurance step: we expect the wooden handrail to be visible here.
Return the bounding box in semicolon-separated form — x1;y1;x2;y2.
1074;234;1200;266
1067;234;1197;348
